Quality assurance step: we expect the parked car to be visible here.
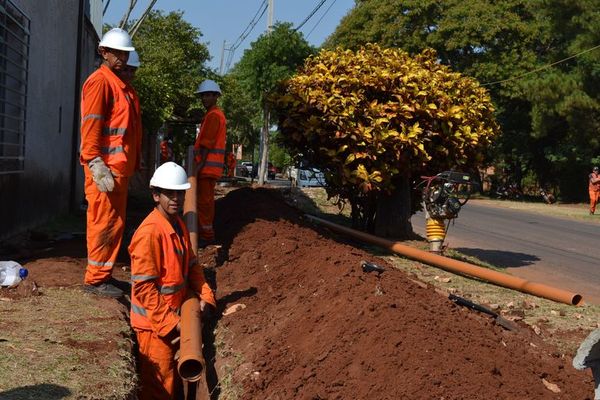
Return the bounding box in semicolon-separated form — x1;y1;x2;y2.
249;162;277;180
290;167;326;187
239;161;253;177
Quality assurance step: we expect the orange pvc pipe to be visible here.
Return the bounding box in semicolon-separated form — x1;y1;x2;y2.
306;215;583;306
184;146;198;256
181;146;207;395
177;293;205;382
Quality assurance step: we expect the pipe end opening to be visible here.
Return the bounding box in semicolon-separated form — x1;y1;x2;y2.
179;359;204;382
572;294;583;306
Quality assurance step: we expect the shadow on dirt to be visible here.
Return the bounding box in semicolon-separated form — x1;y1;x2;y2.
0;383;71;399
453;247;540;268
202;287;258;399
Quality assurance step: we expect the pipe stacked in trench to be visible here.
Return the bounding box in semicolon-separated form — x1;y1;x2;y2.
306;215;583;306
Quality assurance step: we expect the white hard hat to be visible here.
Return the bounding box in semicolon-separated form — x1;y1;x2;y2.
150;162;191;190
99;28;135;52
195;79;221;94
127;50;140;68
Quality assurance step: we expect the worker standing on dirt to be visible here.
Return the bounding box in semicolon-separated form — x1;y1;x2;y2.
589;166;600;214
80;28;141;298
193;79;226;247
128;162;216;399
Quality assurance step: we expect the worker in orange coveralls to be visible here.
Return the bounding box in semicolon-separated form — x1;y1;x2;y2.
193;79;226;248
129;162;216;400
160;134;174;164
589;166;600;215
226;151;236;178
80;28;141;298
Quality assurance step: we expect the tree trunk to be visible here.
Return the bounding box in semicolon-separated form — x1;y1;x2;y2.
374;174;413;239
257;105;269;185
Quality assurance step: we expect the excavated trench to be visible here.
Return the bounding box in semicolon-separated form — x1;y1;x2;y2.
0;185;594;399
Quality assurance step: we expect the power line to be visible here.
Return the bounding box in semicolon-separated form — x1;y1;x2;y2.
229;0;268;53
295;0;328;32
306;0;338;39
482;43;600;86
224;0;269;72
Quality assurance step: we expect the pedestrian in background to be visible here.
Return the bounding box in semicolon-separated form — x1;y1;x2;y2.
589;166;600;214
160;130;174;164
193;79;226;247
80;28;141;298
226;151;236;178
129;162;216;399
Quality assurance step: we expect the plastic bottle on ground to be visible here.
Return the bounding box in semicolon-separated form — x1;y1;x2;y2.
0;261;28;288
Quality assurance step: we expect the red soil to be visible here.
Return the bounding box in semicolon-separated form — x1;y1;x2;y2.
208;187;593;399
1;185;593;399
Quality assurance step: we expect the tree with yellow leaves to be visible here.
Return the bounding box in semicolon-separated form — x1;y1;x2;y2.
271;44;499;238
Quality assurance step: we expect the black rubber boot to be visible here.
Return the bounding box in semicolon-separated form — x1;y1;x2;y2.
83;282;123;298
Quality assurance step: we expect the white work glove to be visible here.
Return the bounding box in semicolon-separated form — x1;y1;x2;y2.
88;157;115;192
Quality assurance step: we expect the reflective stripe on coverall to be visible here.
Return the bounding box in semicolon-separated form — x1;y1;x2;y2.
128;208;216;399
80;64;141;285
193;106;226;241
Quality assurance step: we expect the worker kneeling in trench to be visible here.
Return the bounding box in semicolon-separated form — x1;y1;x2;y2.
128;162;216;399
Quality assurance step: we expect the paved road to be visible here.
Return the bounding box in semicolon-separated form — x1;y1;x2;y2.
411;201;600;304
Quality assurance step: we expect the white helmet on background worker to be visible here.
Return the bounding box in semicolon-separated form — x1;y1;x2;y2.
149;162;191;190
98;28;135;52
127;50;141;68
195;79;221;95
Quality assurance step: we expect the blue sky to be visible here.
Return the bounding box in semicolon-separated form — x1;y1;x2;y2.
104;0;355;72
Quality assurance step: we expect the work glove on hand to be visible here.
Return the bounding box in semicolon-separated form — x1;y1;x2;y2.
88;157;114;192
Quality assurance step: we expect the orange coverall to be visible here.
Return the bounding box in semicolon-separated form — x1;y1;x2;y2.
160;139;173;164
193;106;226;242
129;208;216;400
80;64;141;285
226;152;236;178
589;172;600;213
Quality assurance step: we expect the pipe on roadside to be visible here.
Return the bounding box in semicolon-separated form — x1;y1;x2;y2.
306;215;583;306
177;293;205;382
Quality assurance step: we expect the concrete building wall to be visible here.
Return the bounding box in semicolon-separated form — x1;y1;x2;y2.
0;0;100;239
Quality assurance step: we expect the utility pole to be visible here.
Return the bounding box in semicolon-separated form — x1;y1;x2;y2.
219;40;227;75
268;0;274;32
258;0;274;185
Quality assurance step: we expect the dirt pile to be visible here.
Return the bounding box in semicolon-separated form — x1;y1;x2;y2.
210;187;593;399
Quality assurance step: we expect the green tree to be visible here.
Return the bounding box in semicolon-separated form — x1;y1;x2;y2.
231;22;314;183
219;74;260;155
327;0;600;201
130;10;210;137
272;45;499;237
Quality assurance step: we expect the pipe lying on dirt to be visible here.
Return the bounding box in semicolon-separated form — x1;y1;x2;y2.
177;293;205;382
306;215;583;306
